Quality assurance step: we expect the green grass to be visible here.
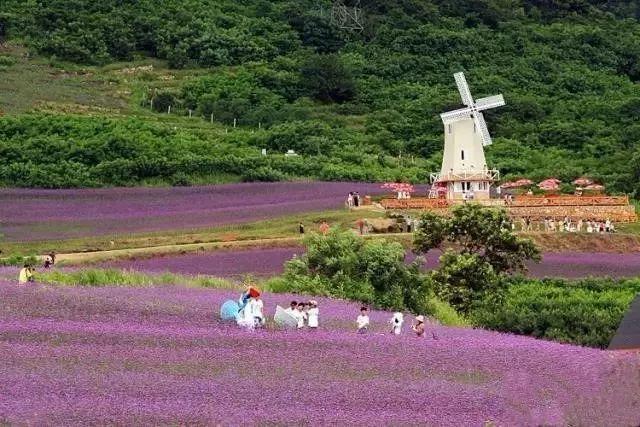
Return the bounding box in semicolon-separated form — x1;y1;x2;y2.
39;268;235;289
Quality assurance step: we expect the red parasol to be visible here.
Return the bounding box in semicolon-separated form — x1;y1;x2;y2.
538;179;560;191
573;177;592;186
584;184;604;191
514;178;533;186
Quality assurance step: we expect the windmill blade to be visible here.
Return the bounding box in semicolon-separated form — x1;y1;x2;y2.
440;107;471;124
473;112;493;146
454;72;474;106
475;94;505;111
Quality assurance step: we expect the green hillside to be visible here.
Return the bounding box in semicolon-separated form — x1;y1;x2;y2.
1;0;640;192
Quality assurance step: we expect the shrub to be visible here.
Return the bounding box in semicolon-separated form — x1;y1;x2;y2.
470;277;640;348
280;229;433;312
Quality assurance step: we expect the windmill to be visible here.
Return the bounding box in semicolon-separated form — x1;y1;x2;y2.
429;72;505;200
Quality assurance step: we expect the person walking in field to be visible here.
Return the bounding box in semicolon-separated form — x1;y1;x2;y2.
356;218;365;235
319;221;330;235
299;222;305;234
18;264;33;285
307;300;319;330
346;193;354;209
356;307;370;333
390;312;404;335
412;315;426;338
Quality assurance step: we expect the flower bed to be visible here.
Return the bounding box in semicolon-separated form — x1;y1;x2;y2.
0;282;637;425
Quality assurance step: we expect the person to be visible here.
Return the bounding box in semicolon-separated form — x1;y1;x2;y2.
18;264;31;285
587;221;593;233
577;219;583;233
346;193;354;209
356;307;370;333
294;302;307;329
319;221;330;235
43;255;53;269
605;218;611;233
236;286;262;330
307;300;319;329
390;312;404;335
299;222;305;235
285;300;297;316
356;218;365;235
412;315;426;338
49;251;56;265
354;192;360;207
526;189;533;196
543;218;549;232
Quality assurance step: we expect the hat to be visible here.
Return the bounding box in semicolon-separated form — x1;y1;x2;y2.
309;300;317;306
415;315;425;323
248;286;261;298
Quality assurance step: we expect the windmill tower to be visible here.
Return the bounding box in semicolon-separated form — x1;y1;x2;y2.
430;72;505;200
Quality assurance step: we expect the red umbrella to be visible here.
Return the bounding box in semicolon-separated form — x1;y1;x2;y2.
584;184;604;191
538;179;560;191
573;177;592;186
514;178;533;186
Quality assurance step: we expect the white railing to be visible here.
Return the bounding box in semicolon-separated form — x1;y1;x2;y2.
430;169;499;183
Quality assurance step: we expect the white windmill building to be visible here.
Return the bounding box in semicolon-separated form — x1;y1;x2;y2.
430;72;505;200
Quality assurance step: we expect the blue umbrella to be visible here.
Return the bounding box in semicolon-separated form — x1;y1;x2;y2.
220;300;240;321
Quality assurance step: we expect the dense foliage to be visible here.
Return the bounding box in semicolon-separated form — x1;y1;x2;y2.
271;229;435;314
414;204;540;312
2;0;640;189
471;276;640;348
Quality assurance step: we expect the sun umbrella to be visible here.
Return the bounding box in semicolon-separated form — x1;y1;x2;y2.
573;177;592;186
220;300;240;321
584;184;605;191
514;178;533;186
538;179;560;191
274;305;298;329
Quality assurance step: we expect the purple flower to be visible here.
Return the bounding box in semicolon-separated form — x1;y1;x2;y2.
0;281;637;425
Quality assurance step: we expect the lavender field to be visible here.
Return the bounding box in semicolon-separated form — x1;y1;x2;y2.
0;182;389;241
108;247;640;279
1;282;638;425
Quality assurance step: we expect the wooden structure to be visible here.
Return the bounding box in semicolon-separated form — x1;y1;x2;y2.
609;294;640;350
380;195;637;222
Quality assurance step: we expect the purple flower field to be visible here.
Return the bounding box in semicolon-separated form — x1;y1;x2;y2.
1;281;638;425
0;182;390;241
107;247;640;279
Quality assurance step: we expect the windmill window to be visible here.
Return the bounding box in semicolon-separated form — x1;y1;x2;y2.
461;150;465;161
473;123;477;133
448;124;452;134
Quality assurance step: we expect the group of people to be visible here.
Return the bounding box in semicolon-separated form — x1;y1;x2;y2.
356;307;428;338
346;192;362;209
231;288;428;338
515;217;616;233
16;252;56;284
283;300;320;329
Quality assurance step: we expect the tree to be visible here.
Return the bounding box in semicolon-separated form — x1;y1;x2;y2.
414;204;540;312
282;229;432;312
300;54;356;103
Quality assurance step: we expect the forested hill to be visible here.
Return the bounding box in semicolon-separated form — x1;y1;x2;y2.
1;1;640;193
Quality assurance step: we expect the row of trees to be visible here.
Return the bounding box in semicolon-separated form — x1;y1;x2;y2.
2;0;640;191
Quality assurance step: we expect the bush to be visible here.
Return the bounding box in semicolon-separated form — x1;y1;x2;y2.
470;277;640;348
280;229;433;313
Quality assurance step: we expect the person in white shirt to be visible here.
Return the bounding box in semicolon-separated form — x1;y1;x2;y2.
307;300;319;329
356;307;370;333
390;312;404;335
294;302;307;329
